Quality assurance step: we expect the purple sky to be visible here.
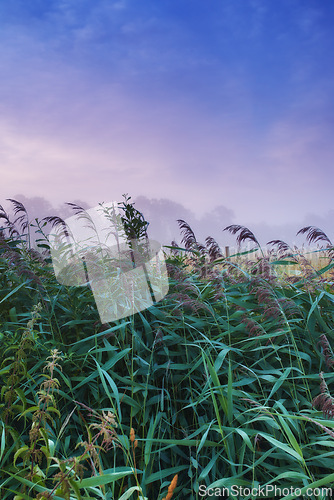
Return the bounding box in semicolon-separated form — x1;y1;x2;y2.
1;0;334;249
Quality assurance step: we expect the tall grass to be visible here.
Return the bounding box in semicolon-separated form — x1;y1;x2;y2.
1;202;334;499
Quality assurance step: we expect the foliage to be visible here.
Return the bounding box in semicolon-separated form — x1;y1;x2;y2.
1;202;334;499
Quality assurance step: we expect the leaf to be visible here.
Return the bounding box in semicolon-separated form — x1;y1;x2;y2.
118;486;148;500
77;469;135;487
13;446;29;466
0;422;6;462
258;433;304;462
0;282;27;304
144;465;187;485
281;472;334;500
144;413;162;466
74;349;131;389
197;420;215;454
94;360;122;422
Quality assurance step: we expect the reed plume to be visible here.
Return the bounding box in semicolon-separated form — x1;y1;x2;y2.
43;215;70;237
177;219;207;255
170;240;180;256
0;204;20;239
297;226;332;246
7;198;30;233
205;235;223;261
224;224;260;247
318;334;334;369
312;372;334;418
297;226;334;260
267;239;297;260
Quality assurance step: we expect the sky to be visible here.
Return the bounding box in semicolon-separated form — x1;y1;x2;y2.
1;0;334;249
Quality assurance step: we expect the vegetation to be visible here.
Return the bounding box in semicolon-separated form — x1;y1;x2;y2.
1;198;334;499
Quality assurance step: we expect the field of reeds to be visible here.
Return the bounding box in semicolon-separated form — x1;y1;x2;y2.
219;246;333;281
1;198;334;500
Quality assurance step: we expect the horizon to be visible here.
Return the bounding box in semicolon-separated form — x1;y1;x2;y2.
1;193;334;253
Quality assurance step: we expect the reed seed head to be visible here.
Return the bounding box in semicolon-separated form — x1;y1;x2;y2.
130;427;135;442
162;474;178;500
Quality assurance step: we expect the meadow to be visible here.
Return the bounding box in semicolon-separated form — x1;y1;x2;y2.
1;198;334;500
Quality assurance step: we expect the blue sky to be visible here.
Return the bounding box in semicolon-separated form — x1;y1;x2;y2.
1;0;334;247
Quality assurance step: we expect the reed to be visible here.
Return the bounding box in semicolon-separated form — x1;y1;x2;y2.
1;200;334;499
